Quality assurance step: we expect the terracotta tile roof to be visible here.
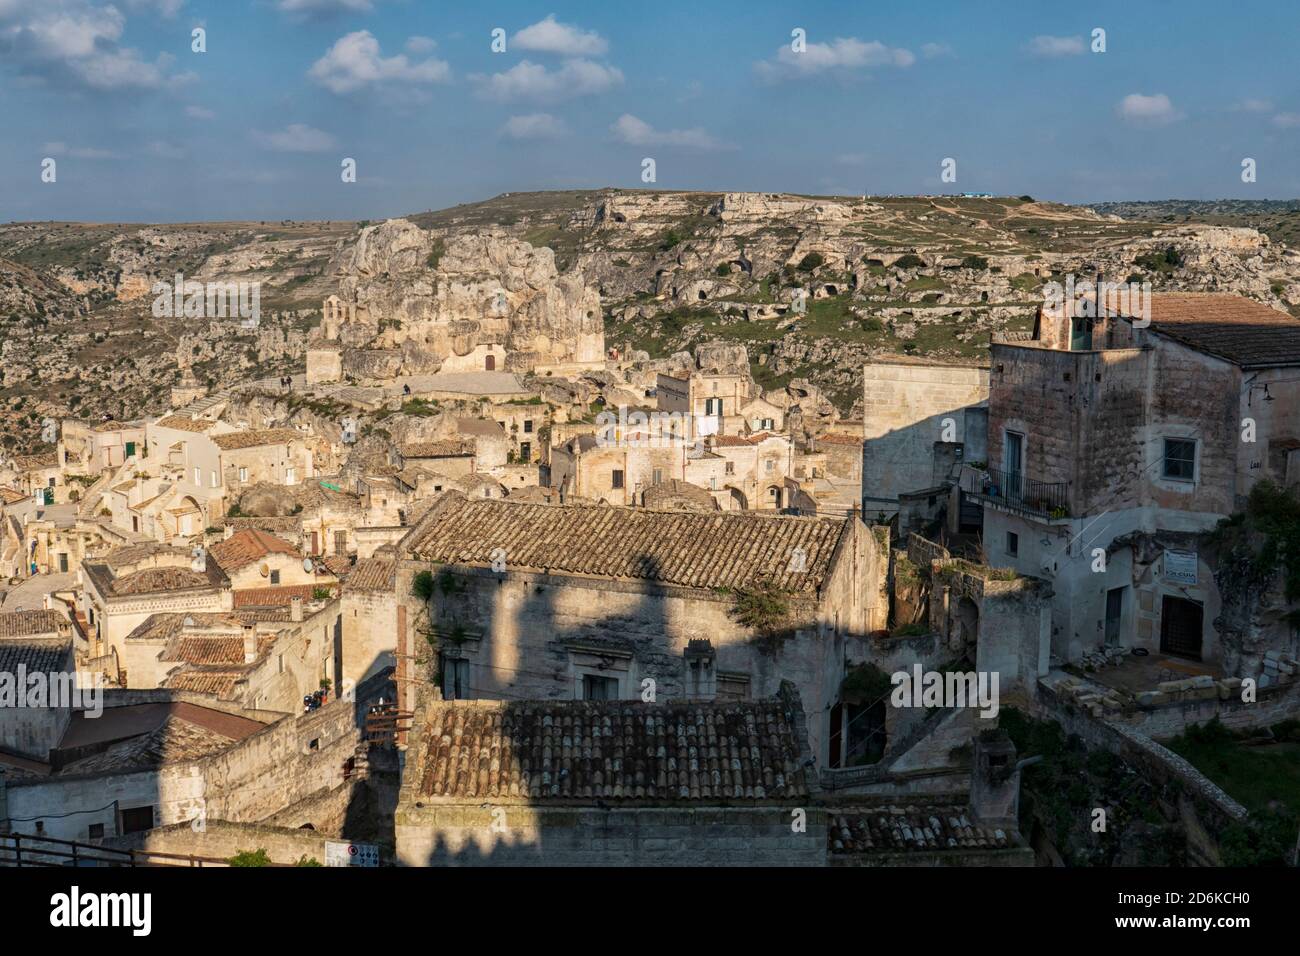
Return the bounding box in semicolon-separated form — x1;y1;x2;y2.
12;452;58;471
415;698;808;803
125;611;275;643
0;487;28;504
0;637;72;674
403;491;847;594
211;428;304;451
817;433;863;446
112;566;219;596
321;554;354;578
0;609;67;639
402;440;473;459
162;671;243;698
232;583;328;608
154;414;217;433
100;541;186;570
709;435;758;447
163;636;246;666
208;528;301;572
59;710;249;774
345;556;396;592
828;808;1015;855
641;479;719;512
1101;292;1300;368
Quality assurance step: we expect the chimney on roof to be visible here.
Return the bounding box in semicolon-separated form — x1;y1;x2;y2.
970;729;1021;827
290;595;304;622
243;626;258;664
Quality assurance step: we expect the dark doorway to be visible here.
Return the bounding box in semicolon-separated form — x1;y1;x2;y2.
485;354;495;371
1160;595;1204;660
1104;586;1125;646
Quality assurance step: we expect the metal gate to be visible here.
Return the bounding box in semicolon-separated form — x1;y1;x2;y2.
1160;595;1204;660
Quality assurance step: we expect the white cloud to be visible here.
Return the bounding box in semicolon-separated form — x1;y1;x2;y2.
0;1;187;91
610;113;725;150
185;104;215;119
278;0;374;14
501;112;568;140
253;123;337;152
1273;113;1300;128
1117;92;1182;126
124;0;185;16
474;58;622;102
405;35;435;54
308;30;451;93
1026;35;1085;57
921;42;952;59
512;14;607;56
1237;98;1273;113
42;142;122;159
147;140;186;158
755;37;914;82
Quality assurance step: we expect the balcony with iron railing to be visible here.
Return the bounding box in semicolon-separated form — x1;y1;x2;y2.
961;465;1070;519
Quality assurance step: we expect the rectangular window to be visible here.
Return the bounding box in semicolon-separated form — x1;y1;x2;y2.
334;530;347;555
120;806;154;834
193;467;200;486
764;460;774;473
1006;531;1019;557
269;570;280;585
725;461;735;475
1162;438;1196;481
523;419;534;434
125;441;136;458
58;553;68;573
238;466;248;482
612;469;624;490
87;823;104;841
582;674;619;701
210;470;219;488
652;468;663;485
441;656;470;700
519;441;531;461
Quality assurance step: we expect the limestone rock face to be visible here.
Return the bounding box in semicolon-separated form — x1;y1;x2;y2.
327;220;605;377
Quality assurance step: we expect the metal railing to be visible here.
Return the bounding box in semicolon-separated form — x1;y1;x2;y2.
0;832;246;867
962;466;1069;518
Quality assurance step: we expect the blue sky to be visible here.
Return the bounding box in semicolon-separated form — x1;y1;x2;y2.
3;0;1299;222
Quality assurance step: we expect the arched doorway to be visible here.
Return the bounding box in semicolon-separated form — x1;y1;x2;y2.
484;354;496;371
728;487;748;510
767;485;783;510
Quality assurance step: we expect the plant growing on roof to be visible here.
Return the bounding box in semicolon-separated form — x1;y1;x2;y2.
730;578;793;650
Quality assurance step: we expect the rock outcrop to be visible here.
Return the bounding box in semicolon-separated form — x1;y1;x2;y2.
320;220;605;379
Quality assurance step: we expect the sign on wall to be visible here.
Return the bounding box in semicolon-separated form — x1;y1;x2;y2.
1163;549;1198;585
325;841;379;867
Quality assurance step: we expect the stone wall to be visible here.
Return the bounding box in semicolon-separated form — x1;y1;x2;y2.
1034;682;1247;825
395;805;826;866
105;819;335;865
861;361;989;513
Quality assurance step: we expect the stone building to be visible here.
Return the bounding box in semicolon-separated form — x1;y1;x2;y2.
81;543;232;685
388;491;888;765
861;358;990;516
970;292;1300;671
394;684;822;866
